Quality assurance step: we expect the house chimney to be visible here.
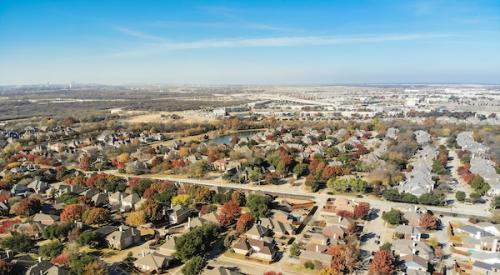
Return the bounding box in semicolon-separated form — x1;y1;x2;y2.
188;217;191;228
119;226;123;232
38;257;42;263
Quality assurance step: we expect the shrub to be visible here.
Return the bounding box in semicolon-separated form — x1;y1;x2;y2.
304;261;315;269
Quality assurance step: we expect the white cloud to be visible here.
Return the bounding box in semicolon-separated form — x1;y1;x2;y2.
111;32;455;57
111;25;168;43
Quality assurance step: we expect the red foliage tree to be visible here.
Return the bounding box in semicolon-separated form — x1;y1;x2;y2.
143;187;156;199
353;202;370;219
217;200;241;226
236;213;254;233
368;249;395;275
60;204;85;223
353;144;369;158
171;159;188;169
336;210;354;218
308;158;322;175
0;219;20;234
0;191;11;202
200;204;211;215
128;177;141;189
321;166;344;180
0;259;12;274
51;251;70;266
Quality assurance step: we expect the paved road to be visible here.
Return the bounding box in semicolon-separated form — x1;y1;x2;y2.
101;170;493;218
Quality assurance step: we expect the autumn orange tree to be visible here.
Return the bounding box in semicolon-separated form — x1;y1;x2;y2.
60;204;85;223
419;212;439;230
326;240;359;273
79;154;91;171
236;213;254;233
11;197;41;216
217;200;241;226
368;249;396;275
179;146;190;158
141;199;163;223
126;210;146;226
82;208;110;225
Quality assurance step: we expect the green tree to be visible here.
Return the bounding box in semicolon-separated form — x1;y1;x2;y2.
289;243;300;257
0;234;33;253
431;160;446;175
77;232;102;248
248;167;263;183
193;160;209;178
382;189;401;202
327;178;347;192
39;241;64;259
401;193;418;204
43;223;73;240
382;209;404;225
492;196;500;210
246;194;270;218
181;256;205;275
470;176;490;196
153;185;178;205
174;224;219;262
418;192;445;206
69;253;98;275
470;192;482;203
293;163;308;178
133;179;153;196
455;191;466;202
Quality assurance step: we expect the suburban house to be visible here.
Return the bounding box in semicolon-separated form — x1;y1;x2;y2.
245;224;272;241
401;254;429;273
394;225;423;241
168;205;191;224
134;251;172;273
392;240;434;261
233;237;277;261
158;235;176;256
186;212;220;230
322;225;346;240
105;225;141;250
32;213;60;226
454;224;500;253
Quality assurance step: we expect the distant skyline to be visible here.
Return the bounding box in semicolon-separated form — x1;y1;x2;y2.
1;0;500;85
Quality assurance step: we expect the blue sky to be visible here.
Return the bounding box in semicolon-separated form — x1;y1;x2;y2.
1;0;499;85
